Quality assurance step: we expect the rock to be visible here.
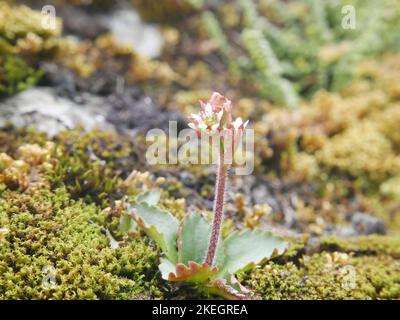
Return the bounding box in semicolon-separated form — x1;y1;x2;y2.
61;6;108;39
106;88;187;135
351;212;386;235
100;9;163;58
252;184;270;205
0;87;114;136
324;225;358;238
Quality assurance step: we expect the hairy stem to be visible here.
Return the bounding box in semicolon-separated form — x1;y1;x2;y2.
204;155;228;266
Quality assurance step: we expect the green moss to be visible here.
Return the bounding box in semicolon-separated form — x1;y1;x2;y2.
240;262;307;299
0;55;43;96
1;123;399;300
0;2;64;95
241;234;400;299
319;235;400;258
50;129;137;207
132;0;200;23
0;2;61;44
244;252;400;300
0;187;163;299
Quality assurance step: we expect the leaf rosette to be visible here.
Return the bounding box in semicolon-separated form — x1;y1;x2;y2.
126;191;287;300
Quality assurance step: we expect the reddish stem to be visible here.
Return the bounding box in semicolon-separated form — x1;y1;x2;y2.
204;155;228;266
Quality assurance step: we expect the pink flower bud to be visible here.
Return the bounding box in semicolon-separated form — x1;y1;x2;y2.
187;92;248;143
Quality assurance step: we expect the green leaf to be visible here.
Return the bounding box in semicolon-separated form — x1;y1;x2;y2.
136;190;161;206
133;202;179;263
218;229;287;278
158;258;247;299
163;260;218;284
159;258;177;280
202;278;248;300
179;212;210;265
119;213;137;234
120;189;161;234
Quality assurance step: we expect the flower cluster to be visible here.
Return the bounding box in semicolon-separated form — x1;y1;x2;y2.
188;92;249;156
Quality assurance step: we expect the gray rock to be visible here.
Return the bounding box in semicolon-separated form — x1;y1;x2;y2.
351;212;386;235
0;87;114;136
61;6;109;39
252;184;269;205
100;9;163;58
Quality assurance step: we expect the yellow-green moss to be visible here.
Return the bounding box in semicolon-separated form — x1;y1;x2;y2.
50;129;138;207
132;0;199;23
319;235;400;258
0;55;43;95
0;2;62;95
316;121;400;183
244;252;400;300
0;187;163;299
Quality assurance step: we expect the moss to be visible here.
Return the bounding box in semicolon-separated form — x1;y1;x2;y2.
0;128;177;299
0;3;61;44
0;55;43;96
0;142;54;192
319;235;400;258
244;251;400;300
1;124;399;300
0;186;163;299
316;121;400;183
241;261;307;300
0;2;62;95
50;129;138;207
0;127;49;156
132;0;199;24
252;54;400;235
0;2;62;58
299;253;400;299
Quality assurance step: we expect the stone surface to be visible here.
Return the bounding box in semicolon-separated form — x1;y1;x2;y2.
0;87;113;136
100;9;163;58
351;212;386;235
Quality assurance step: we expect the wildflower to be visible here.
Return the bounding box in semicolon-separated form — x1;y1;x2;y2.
189;92;250;266
188;92;249;157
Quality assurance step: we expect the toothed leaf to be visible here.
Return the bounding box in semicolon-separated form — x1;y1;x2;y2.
159;258;177;280
179;212;210;265
218;229;287;278
133;202;179;263
202;278;248;300
165;261;218;284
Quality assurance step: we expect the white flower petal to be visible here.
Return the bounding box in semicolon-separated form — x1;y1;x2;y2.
233;117;243;129
190;113;202;122
217;110;224;121
198;123;208;129
205;103;213;117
